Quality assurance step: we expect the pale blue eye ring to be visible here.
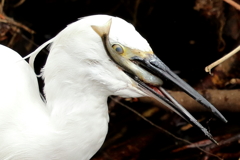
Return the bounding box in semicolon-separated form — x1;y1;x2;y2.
112;44;124;54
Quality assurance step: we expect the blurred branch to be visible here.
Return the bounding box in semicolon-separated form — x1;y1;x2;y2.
0;0;5;14
172;133;240;159
0;0;34;48
0;16;34;34
202;133;240;160
224;0;240;10
139;89;240;112
172;134;232;153
0;0;34;34
13;0;25;8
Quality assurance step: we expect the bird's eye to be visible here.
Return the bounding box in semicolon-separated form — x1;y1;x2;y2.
112;44;124;54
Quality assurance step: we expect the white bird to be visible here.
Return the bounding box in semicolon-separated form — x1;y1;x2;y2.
0;15;227;160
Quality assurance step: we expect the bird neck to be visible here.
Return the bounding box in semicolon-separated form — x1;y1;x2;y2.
46;84;109;125
46;83;109;159
42;48;111;120
43;62;110;126
41;50;110;159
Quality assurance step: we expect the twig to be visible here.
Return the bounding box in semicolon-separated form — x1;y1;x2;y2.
204;0;240;74
0;16;34;34
203;133;240;160
0;0;34;35
14;0;25;8
0;0;5;14
224;0;240;10
110;96;224;160
205;45;240;74
7;31;17;47
172;134;232;153
1;0;4;7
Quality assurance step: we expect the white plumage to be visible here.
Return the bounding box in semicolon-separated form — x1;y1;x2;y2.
0;15;151;160
0;15;226;160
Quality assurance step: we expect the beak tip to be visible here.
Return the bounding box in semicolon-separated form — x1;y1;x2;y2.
211;138;218;145
203;129;218;145
220;117;228;123
212;109;228;123
194;97;227;123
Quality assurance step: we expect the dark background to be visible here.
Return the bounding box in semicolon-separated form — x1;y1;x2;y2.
1;0;240;159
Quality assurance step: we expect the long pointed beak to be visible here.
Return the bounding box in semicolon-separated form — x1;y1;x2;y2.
90;19;227;143
130;54;227;143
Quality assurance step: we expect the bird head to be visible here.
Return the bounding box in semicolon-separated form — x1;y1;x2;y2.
30;15;226;143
